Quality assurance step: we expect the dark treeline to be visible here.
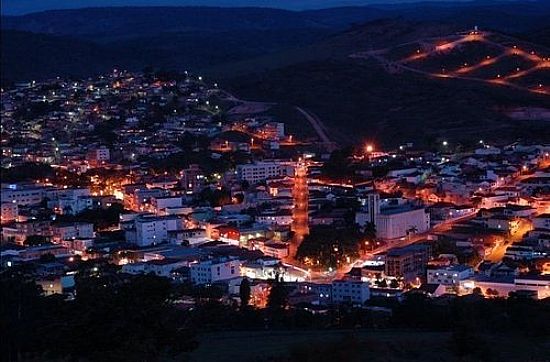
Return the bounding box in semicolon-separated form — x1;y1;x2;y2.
2;263;549;361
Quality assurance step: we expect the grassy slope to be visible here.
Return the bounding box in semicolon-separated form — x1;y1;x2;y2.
190;329;550;362
227;58;550;148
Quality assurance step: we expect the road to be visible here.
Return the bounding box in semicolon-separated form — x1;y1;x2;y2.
289;162;309;259
295;106;338;152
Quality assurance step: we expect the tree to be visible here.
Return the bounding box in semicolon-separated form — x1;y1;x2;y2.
364;222;376;240
39;253;56;263
267;274;288;310
376;279;388;288
24;235;49;246
239;277;251;308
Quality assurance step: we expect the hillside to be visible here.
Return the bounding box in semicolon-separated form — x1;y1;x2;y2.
204;19;462;77
354;29;550;95
2;2;550;83
0;30;129;83
1;7;330;41
0;26;331;84
225;21;550;148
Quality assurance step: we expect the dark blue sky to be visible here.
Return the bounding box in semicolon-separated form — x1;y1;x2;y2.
2;0;471;15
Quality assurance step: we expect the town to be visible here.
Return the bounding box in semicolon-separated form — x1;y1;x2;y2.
2;70;549;305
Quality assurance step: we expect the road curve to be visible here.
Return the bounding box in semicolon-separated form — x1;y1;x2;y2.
295;106;337;152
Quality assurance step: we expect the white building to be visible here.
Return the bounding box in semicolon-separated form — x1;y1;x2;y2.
376;206;430;240
134;215;183;246
427;265;474;287
52;222;94;242
49;195;94;215
1;202;18;223
256;210;293;226
356;193;429;239
151;196;183;215
236;161;294;184
470;275;550;299
331;279;370;305
1;185;46;206
122;258;187;278
190;257;241;285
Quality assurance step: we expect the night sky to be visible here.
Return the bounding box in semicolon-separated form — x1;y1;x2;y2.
2;0;471;15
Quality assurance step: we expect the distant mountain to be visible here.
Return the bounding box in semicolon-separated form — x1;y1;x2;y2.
2;2;550;83
1;0;504;15
3;2;550;41
1;7;333;42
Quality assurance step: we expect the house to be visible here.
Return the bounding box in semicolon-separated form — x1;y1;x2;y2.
385;244;431;282
256;209;293;226
190;257;241;285
52;222;94;242
427;264;474;287
1;202;19;224
331;279;370;305
129;215;184;246
486;216;520;234
122;258;188;278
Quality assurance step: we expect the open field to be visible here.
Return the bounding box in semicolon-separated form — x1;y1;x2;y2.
191;329;550;362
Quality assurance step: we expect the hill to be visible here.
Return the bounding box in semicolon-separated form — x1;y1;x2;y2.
224;21;550;148
2;2;550;83
354;29;550;95
0;30;129;83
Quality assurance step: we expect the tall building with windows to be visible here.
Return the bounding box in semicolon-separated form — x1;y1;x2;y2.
190;257;241;285
385;244;431;282
236;161;294;184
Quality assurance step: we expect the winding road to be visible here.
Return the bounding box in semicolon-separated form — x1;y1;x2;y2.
295;106;338;152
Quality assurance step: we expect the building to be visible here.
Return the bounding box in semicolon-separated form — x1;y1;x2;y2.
190;257;241;285
486;216;520;234
236;161;294;184
122;258;188;278
356;192;430;239
331;279;370;305
504;243;547;261
256;209;293;226
427;264;474;287
1;202;18;224
376;206;430;240
132;215;183;246
151;196;183;215
533;214;550;231
470;275;550;299
385;244;431;282
1;220;52;244
17;244;72;262
180;164;205;194
1;185;46;206
52;222;94;242
86;146;110;166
